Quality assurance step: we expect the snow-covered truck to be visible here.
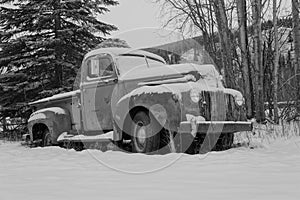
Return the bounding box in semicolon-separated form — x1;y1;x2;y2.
24;48;252;153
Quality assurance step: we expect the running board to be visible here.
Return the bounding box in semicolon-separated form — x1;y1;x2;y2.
57;131;113;143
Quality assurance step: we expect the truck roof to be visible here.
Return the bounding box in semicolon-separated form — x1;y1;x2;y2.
84;48;166;64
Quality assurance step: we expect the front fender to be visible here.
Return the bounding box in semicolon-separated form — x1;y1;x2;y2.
114;85;183;136
28;107;71;144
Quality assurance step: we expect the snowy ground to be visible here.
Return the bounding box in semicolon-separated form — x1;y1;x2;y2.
1;138;300;200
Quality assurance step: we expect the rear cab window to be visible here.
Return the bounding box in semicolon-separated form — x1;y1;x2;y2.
85;54;117;81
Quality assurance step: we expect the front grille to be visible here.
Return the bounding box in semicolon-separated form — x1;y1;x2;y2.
225;94;235;121
200;91;245;121
209;91;226;121
201;91;211;120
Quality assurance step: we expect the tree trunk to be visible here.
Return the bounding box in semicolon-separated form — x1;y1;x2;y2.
273;0;279;123
212;0;236;89
251;0;265;122
236;0;254;118
292;0;300;115
54;0;63;87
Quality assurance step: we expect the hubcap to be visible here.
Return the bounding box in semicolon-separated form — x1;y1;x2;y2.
137;126;146;144
134;121;147;151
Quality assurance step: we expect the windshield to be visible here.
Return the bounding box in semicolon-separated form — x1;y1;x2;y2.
116;54;165;75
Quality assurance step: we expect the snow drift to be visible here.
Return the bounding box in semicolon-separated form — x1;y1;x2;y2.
1;134;300;200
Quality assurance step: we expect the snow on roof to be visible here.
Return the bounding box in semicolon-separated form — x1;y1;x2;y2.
85;48;166;64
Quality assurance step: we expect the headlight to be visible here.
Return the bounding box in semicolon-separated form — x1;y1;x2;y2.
190;89;200;103
235;97;244;106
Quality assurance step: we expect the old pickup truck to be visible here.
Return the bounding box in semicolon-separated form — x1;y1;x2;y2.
24;48;252;154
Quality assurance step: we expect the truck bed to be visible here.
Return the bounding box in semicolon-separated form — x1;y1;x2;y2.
29;90;80;106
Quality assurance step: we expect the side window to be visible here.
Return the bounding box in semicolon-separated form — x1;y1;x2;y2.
87;55;115;79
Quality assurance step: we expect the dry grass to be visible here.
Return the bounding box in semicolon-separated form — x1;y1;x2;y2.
234;120;300;148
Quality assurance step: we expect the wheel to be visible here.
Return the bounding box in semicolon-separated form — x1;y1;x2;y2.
218;133;234;150
43;130;52;147
131;111;161;153
227;133;234;149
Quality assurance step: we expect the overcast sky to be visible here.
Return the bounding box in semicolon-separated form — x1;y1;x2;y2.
101;0;162;34
2;0;293;48
99;0;181;48
100;0;293;48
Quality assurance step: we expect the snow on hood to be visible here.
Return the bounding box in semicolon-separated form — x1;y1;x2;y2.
119;63;222;84
118;80;225;105
118;63;224;103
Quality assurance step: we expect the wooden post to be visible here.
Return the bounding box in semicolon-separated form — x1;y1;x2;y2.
251;0;265;122
292;0;300;115
237;0;254;118
273;0;279;123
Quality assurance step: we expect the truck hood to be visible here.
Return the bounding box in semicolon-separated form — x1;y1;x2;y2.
119;63;222;87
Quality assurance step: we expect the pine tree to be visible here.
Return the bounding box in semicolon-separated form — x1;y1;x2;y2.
97;38;130;48
0;0;118;108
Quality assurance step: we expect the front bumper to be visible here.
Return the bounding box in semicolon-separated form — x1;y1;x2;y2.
179;121;252;135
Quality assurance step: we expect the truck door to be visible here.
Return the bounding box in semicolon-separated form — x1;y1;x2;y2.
81;54;118;133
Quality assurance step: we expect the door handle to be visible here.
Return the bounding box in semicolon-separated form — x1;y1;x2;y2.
104;96;111;104
102;78;117;84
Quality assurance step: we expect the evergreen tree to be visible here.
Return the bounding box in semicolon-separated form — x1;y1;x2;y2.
0;0;118;108
97;38;130;48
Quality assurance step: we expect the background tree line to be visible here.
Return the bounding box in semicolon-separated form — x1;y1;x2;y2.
156;0;300;123
0;0;119;119
1;0;299;126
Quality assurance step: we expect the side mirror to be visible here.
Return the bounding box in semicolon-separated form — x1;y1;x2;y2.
72;91;81;108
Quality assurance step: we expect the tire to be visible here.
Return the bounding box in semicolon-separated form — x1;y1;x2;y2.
227;133;234;149
42;130;52;147
217;133;234;150
131;111;161;153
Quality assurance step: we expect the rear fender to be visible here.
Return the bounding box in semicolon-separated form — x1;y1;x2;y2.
27;107;71;144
